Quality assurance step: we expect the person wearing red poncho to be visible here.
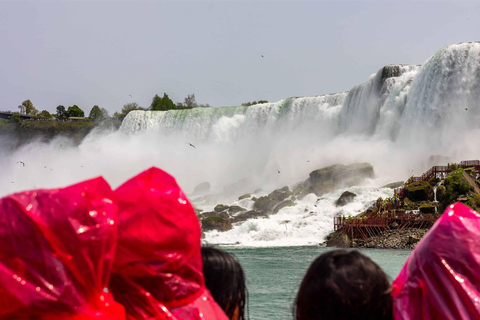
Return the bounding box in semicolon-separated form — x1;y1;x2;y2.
109;167;229;320
0;176;125;319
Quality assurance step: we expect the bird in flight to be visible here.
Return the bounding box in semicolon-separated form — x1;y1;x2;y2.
17;161;25;167
261;55;264;58
465;108;468;111
278;170;280;173
188;142;196;149
129;94;132;97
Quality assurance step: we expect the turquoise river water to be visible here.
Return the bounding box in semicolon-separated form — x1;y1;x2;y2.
224;246;411;320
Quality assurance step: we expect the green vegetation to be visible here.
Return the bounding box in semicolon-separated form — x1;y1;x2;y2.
150;93;175;111
19;99;38;116
37;110;53;120
404;180;433;202
88;105;103;120
241;100;268;106
0;118;121;147
113;102;145;120
9;114;21;124
66;105;84;118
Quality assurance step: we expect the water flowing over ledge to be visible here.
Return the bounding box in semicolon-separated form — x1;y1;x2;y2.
3;42;480;247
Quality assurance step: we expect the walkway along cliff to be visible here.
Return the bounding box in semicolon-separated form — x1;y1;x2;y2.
328;160;480;249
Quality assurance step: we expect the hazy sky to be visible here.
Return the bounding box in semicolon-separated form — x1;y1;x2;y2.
1;0;479;116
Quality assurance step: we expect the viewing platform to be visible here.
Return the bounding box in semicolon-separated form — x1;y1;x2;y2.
334;160;480;241
334;211;439;240
0;111;32;120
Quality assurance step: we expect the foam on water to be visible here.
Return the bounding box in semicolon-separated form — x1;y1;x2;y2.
204;184;394;247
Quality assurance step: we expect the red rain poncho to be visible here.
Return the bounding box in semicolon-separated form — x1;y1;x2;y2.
392;202;480;320
0;177;125;319
109;167;228;320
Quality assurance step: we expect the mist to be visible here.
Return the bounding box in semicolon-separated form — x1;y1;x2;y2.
1;43;480;215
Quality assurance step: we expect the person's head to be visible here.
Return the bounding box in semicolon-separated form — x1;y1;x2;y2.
201;246;247;320
294;249;392;320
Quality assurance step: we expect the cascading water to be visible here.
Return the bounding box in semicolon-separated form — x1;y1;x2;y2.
2;42;480;246
433;181;444;214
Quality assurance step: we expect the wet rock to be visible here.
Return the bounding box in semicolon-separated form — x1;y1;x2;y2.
335;191;357;207
192;182;211;196
253;196;277;213
232;210;267;223
228;205;247;214
273;200;296;214
268;187;292;202
308;163;374;196
238;194;251;200
381;181;404;189
201;211;229;220
326;232;351;248
214;204;229;213
201;216;232;232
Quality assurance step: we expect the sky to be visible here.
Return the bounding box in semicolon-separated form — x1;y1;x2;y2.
1;0;480;116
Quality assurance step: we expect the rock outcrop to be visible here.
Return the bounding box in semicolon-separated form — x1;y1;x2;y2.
308;163;374;196
335;191;357;207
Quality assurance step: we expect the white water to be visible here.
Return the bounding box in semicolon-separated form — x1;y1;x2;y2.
2;42;480;246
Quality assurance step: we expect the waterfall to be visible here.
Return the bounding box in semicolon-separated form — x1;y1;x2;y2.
433;181;443;214
3;42;480;246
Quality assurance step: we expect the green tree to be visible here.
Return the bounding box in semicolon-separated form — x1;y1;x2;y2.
9;113;21;123
115;102;143;120
37;110;52;120
89;105;103;121
150;93;175;111
66;105;85;118
56;105;67;119
183;94;197;108
100;107;109;119
18;99;38;115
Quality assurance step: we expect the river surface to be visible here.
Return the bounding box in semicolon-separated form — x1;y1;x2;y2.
224;246;411;320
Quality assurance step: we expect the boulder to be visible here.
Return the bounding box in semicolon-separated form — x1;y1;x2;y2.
200;211;229;220
404;181;433;202
201;216;232;232
335;191;357;207
308;163;374;196
326;232;351;248
268;187;292;202
381;181;404;189
214;204;229;213
228;205;247;214
253;196;277;213
192;182;211;196
292;184;311;200
238;194;251;200
273;200;296;214
232;210;267;223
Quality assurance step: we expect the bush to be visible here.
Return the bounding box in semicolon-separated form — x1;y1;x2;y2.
9;114;21;123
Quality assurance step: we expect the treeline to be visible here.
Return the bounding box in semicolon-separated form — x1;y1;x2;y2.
114;93;212;120
9;93;212;123
8;94;269;123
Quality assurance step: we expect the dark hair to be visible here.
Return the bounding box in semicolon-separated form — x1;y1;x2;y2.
294;249;392;320
201;246;247;320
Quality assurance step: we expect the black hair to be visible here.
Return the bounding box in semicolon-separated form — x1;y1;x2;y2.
201;246;248;320
294;249;392;320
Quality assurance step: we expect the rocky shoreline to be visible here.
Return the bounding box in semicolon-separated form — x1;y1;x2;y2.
325;227;428;250
196;161;480;249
